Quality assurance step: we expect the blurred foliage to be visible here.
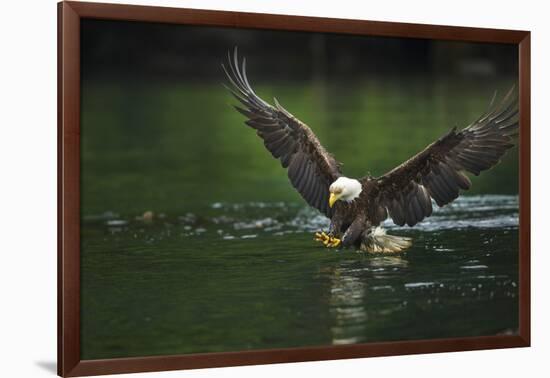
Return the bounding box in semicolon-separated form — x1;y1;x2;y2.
81;77;518;216
81;20;518;217
81;19;518;82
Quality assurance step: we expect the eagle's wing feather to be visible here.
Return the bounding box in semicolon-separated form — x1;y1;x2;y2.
224;49;341;217
367;87;518;227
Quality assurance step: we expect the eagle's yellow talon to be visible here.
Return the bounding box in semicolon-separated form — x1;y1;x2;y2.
314;231;341;248
329;238;341;247
314;231;331;243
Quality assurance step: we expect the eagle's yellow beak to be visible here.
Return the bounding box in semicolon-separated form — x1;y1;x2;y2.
329;192;341;208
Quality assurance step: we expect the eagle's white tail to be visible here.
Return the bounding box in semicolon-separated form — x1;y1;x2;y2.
361;227;412;253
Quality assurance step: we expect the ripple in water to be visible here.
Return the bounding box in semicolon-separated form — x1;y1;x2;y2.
83;195;518;241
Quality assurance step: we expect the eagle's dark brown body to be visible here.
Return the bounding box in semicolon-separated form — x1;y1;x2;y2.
224;49;518;251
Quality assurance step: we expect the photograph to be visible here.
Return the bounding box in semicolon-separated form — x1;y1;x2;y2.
79;17;519;360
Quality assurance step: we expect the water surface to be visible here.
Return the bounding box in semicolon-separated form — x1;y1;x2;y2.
80;79;518;359
81;195;518;359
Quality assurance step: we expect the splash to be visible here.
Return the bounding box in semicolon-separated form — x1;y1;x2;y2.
85;195;518;240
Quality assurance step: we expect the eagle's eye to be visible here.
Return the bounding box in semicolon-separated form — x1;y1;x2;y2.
331;187;343;194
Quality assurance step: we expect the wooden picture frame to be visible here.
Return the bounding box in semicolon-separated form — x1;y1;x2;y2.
58;1;531;376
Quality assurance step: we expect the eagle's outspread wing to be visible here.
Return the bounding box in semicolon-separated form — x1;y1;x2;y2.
367;87;518;227
224;48;342;217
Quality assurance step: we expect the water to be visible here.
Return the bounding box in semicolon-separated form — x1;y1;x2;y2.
81;195;518;359
80;78;518;359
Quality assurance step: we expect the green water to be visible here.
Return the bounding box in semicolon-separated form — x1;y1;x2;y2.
80;78;518;359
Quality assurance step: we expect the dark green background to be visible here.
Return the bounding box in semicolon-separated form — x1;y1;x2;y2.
80;19;519;359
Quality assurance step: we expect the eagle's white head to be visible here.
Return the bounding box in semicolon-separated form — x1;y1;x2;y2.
328;177;362;207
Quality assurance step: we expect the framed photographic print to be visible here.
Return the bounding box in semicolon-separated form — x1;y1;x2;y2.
58;1;530;376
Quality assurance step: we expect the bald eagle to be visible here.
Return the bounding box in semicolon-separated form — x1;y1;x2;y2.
223;49;518;253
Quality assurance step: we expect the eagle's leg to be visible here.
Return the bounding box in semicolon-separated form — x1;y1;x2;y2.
315;217;366;249
340;217;366;248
